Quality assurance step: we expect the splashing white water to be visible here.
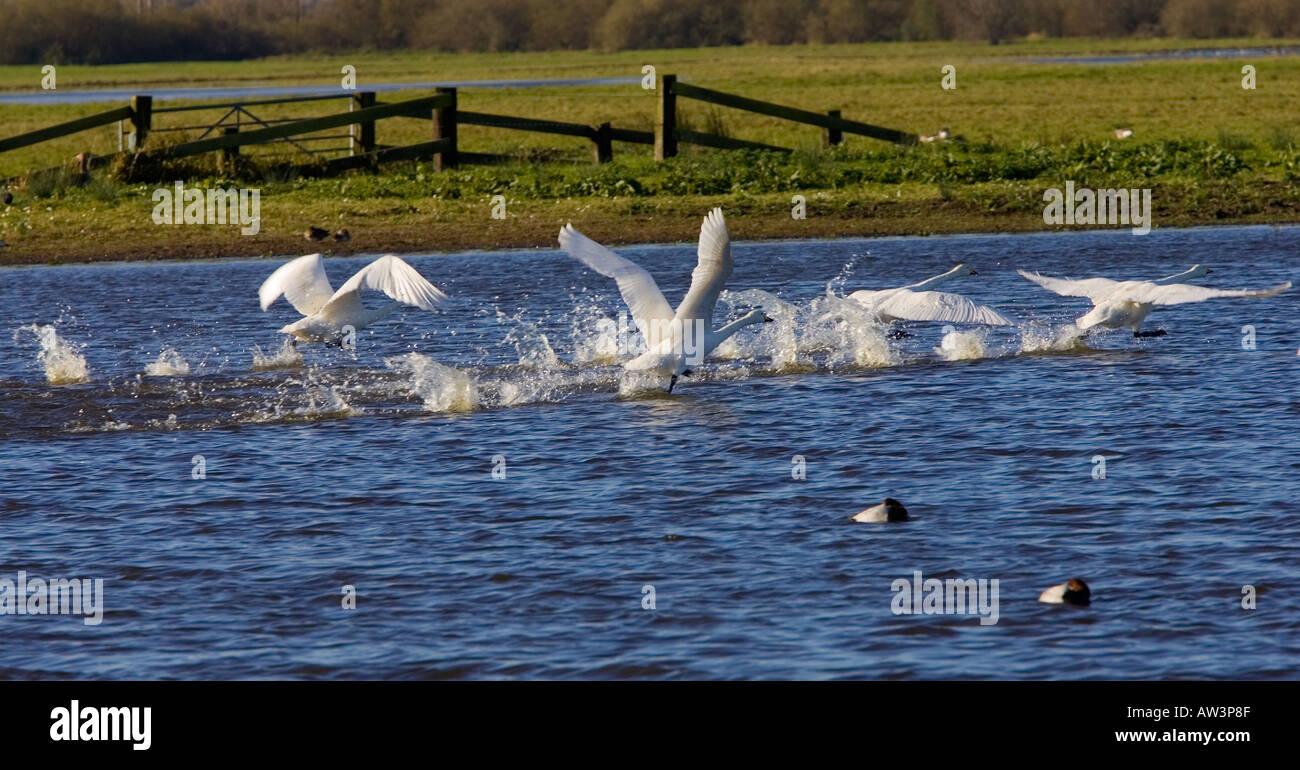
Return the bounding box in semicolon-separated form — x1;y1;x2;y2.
1018;323;1092;354
935;329;988;361
806;291;898;369
251;338;304;370
713;289;810;371
386;353;478;412
502;318;561;370
144;348;191;376
569;299;638;365
293;386;357;418
17;324;89;384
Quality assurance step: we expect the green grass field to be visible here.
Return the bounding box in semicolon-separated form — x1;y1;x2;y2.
1;38;1298;263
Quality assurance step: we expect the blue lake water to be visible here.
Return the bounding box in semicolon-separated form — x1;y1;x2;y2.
0;76;640;105
1;224;1297;679
1024;45;1300;64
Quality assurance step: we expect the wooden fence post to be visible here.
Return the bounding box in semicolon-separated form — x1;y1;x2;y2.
825;109;843;147
352;91;376;157
220;127;239;174
593;122;613;164
129;95;152;152
655;74;677;161
433;87;458;171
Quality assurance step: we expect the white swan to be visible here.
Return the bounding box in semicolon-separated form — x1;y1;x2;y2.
1018;264;1290;337
258;253;448;344
848;264;1013;326
559;208;771;392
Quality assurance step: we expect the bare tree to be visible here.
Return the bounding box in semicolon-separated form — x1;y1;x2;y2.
952;0;1021;44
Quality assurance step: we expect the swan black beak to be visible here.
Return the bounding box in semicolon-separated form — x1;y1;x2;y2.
969;269;979;275
763;314;774;322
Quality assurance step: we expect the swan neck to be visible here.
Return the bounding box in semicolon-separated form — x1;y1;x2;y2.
909;266;964;291
1155;266;1205;285
707;314;763;351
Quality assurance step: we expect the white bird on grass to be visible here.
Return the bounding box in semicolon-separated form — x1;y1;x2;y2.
258;253;448;345
1017;264;1290;337
848;264;1013;329
559;208;771;392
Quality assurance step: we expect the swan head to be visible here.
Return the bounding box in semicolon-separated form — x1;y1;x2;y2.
951;263;974;276
1038;578;1091;606
1187;264;1209;278
739;308;773;325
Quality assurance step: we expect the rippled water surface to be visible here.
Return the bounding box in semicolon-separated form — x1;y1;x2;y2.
2;225;1298;679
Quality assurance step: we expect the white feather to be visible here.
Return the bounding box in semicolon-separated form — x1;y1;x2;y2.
259;254;447;343
850;264;1012;325
258;253;334;315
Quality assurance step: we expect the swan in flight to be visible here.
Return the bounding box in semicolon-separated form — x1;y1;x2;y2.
258;253;448;345
848;264;1013;326
559;208;771;392
1018;264;1290;337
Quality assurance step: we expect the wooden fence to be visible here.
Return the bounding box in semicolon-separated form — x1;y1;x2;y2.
1;75;915;180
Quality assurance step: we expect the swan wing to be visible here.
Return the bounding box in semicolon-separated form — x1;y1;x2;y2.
1018;270;1119;299
674;207;733;330
324;255;449;312
1114;281;1291;306
559;223;674;339
258;253;335;315
874;289;1014;325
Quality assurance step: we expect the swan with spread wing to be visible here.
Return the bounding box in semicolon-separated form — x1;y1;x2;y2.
848;264;1013;326
559;208;771;392
258;253;448;345
1017;264;1289;336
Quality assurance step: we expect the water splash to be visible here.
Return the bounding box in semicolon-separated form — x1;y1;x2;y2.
16;324;89;384
805;292;898;369
251;338;304;370
293;386;357;418
1018;323;1092;354
935;329;988;361
714;289;808;371
144;348;192;376
502;319;561;370
569;298;637;365
386;353;478;412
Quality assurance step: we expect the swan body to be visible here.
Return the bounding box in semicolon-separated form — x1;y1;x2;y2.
559;208;770;390
850;498;909;523
848;264;1013;325
1018;264;1290;336
258;253;448;344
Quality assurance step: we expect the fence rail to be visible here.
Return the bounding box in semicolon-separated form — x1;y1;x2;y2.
0;106;134;154
1;74;917;180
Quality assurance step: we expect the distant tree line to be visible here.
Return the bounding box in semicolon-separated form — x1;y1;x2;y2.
2;0;1298;65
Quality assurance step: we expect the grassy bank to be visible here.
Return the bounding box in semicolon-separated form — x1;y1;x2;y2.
1;39;1298;263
